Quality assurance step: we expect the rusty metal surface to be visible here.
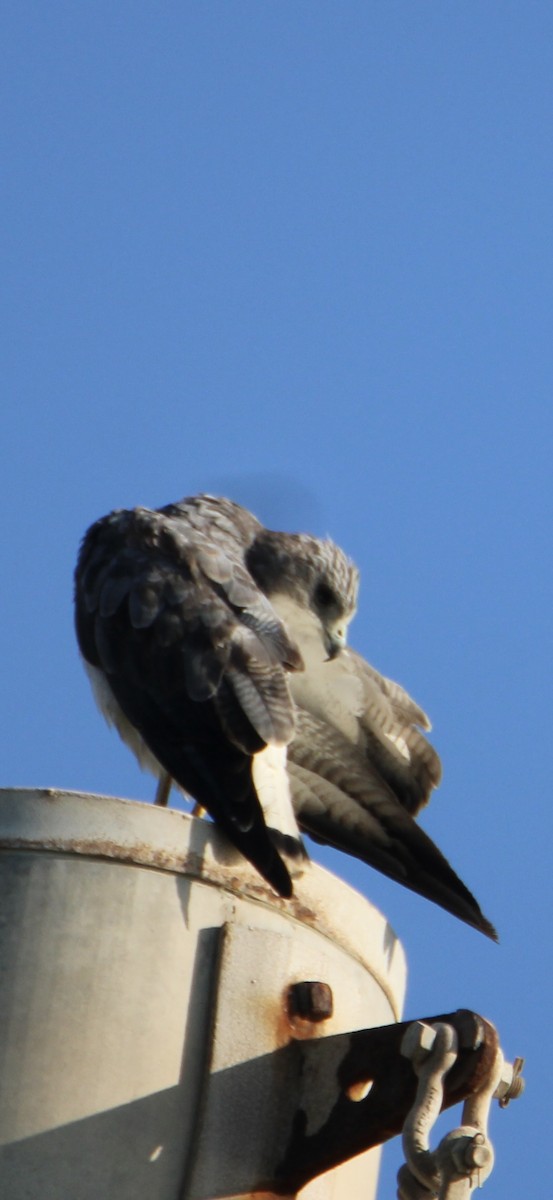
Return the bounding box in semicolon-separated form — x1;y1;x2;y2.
287;982;334;1023
184;920;400;1200
276;1010;500;1194
0;789;519;1200
397;1020;512;1200
0;787;409;1199
0;788;406;1019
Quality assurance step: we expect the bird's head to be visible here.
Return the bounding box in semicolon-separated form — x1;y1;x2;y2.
247;529;359;659
308;548;359;658
311;577;353;659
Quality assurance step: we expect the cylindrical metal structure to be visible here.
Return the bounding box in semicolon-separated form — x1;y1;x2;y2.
0;788;406;1199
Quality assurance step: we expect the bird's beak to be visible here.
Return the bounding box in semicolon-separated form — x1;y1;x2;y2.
325;626;347;661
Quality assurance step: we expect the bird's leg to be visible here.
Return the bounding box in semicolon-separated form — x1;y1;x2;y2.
154;771;173;807
154;771;205;817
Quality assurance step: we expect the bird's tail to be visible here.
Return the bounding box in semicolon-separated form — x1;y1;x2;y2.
252;743;307;881
143;734;297;898
288;750;497;940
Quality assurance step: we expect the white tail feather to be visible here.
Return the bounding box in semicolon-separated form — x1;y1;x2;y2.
251;744;300;840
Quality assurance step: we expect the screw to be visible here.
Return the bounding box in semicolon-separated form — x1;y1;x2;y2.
287;981;333;1022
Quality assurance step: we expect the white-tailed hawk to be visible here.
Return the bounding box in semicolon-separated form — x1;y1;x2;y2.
74;494;496;939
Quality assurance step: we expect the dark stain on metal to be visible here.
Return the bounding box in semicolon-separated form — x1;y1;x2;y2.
287;981;333;1023
277;1009;501;1193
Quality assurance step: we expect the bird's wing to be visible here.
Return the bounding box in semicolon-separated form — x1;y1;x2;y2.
344;648;442;815
287;637;441;817
75;502;304;896
288;709;497;939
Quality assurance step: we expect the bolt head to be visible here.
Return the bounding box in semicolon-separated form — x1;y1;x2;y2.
287;981;333;1022
465;1135;492;1170
401;1021;437;1061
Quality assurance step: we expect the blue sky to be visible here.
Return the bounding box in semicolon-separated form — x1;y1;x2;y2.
2;3;551;1194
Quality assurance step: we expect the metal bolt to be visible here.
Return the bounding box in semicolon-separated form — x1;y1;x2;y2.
495;1056;525;1107
287;981;333;1022
400;1020;437;1061
449;1132;493;1177
464;1133;492;1171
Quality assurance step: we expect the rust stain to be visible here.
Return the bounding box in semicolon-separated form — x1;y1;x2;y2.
0;791;398;994
0;830;386;986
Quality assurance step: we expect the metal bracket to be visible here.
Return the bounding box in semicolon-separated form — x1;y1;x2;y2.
277;1009;523;1195
397;1021;524;1199
177;923;523;1197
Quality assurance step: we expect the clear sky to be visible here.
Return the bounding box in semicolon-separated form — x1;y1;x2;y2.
2;3;550;1195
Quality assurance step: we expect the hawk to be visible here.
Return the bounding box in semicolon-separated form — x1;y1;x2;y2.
74;494;496;939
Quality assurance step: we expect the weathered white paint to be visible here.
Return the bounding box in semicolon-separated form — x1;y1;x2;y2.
0;788;406;1200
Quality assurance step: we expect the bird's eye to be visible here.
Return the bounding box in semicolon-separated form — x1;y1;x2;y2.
314;581;335;609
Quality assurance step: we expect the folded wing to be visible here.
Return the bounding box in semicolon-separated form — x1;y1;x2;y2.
287;649;496;939
75;501;304;897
